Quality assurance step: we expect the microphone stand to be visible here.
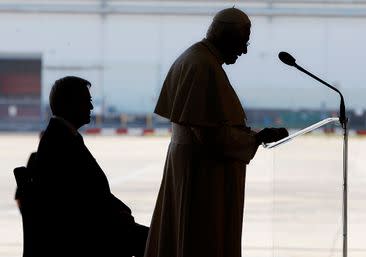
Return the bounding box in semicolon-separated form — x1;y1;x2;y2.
292;63;348;257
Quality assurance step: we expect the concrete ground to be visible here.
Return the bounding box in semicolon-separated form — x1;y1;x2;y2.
0;133;365;257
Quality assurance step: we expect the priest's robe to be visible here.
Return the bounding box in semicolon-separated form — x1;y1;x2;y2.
144;39;259;257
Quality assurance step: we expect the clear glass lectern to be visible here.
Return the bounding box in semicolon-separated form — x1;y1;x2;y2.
245;117;345;257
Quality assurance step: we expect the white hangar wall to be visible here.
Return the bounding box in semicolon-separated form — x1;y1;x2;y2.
0;1;365;114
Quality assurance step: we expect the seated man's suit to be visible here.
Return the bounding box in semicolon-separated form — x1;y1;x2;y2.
32;117;147;257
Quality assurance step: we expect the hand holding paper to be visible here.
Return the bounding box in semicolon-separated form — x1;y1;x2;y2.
255;127;289;145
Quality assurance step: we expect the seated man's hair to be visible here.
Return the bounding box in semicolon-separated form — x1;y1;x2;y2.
49;76;91;116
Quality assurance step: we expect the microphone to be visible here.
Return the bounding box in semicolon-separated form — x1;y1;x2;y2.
278;51;347;126
278;52;296;66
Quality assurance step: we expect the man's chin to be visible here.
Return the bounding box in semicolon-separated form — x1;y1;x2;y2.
83;117;91;126
224;56;238;65
225;60;237;65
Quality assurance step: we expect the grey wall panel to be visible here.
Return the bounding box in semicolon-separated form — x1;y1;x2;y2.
0;11;364;113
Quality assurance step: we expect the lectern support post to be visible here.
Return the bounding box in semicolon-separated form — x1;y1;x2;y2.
342;119;348;257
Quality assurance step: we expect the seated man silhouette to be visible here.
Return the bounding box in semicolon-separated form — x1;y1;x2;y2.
32;76;148;257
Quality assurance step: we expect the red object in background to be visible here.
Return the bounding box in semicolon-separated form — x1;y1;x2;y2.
85;128;102;134
143;128;154;135
356;130;366;135
116;128;128;134
0;73;40;95
0;58;42;120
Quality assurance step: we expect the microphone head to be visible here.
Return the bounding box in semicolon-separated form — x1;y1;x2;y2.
278;52;296;66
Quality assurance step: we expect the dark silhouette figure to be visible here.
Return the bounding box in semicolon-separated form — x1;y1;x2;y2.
19;76;148;257
144;8;288;257
15;131;44;212
14;131;45;257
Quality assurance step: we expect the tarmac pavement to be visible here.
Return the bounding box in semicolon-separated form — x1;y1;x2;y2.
1;133;365;257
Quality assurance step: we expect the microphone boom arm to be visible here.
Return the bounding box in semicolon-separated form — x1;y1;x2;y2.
294;63;347;127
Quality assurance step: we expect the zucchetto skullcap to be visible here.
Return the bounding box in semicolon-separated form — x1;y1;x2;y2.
213;8;250;26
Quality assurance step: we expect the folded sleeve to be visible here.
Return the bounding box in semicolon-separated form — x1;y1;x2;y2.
191;125;259;164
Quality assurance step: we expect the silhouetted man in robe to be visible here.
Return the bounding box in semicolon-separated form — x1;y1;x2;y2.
32;76;148;257
144;8;288;257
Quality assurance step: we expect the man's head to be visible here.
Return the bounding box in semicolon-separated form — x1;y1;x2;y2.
49;76;93;129
206;8;251;65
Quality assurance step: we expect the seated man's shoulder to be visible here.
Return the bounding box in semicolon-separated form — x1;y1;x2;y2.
37;121;76;156
38;127;64;148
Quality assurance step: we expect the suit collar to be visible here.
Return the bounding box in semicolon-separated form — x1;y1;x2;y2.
51;116;78;136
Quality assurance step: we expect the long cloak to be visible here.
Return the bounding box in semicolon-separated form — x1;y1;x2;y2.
144;39;258;257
